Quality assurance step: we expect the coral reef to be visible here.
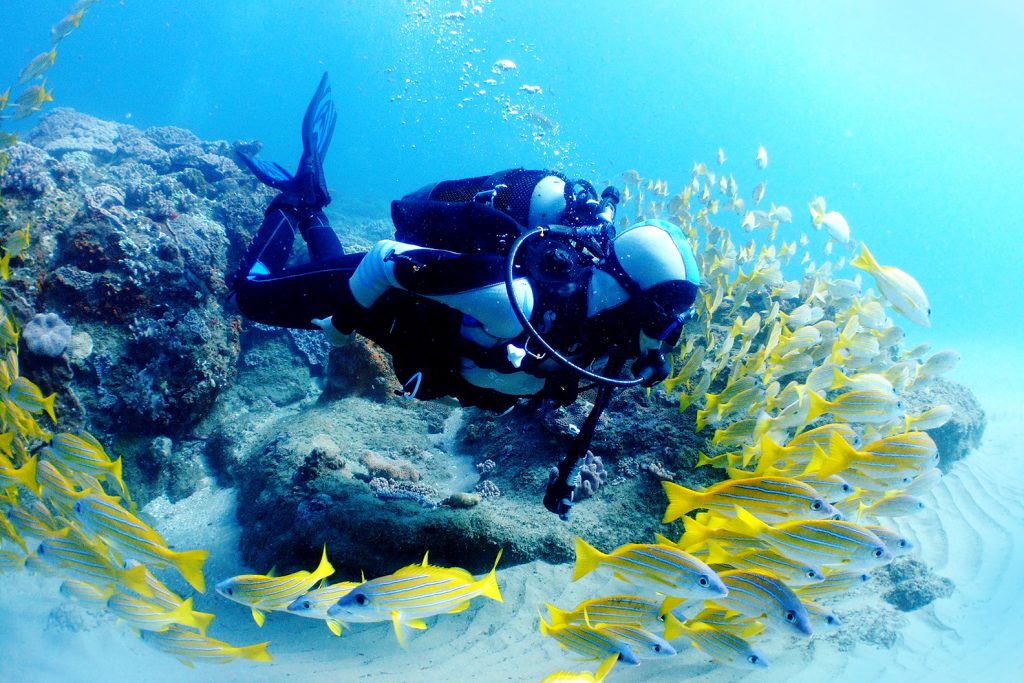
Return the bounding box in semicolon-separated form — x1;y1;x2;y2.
903;378;986;471
880;558;956;612
22;312;73;357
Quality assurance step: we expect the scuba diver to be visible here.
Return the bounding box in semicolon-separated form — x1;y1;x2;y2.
230;74;701;519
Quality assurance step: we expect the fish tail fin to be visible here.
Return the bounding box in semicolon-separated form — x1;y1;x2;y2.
191;608;216;637
312;545;334;582
662;480;702;523
806;433;853;478
756;434;784;475
704;540;732;566
830;366;847;391
539;616;552;638
572;537;605;582
108;456;125;492
42;393;57;422
171;548;208;593
167;597;201;630
545;602;571;627
15;452;41;496
662;612;687;642
805;390;830;423
0;254;10;281
679;516;713;550
653;532;677;547
236;641;272;663
695;408;709;432
477;549;503;603
731;505;770;537
850;242;879;274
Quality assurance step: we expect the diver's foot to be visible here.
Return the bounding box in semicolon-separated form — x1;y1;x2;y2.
237;72;337;211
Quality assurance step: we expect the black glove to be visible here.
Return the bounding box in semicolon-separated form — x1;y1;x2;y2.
632;349;670;387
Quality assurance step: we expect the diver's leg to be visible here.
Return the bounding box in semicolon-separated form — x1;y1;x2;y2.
299;209;345;263
228;195;302;289
234;253;365;329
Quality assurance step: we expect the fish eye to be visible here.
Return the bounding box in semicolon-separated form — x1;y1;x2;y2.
873;548;884;558
842;484;853;493
811;500;822;511
831;512;844;521
303;601;311;609
827;616;837;625
355;593;368;605
807;570;818;579
698;575;709;587
653;644;662;653
785;610;796;622
899;540;909;548
748;655;759;664
226;587;233;595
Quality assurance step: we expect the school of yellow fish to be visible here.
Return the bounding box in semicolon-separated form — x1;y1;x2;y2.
0;4;280;668
540;145;954;679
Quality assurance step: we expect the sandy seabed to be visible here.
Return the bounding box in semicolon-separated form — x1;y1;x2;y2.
1;347;1020;683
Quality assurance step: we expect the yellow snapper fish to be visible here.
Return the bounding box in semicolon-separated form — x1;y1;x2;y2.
6;497;62;539
662;477;838;524
36;534;152;596
805;388;902;425
539;656;617;683
286;580;359;636
0;86;10;112
903;467;942;496
903;404;953;432
755;145;768;170
7;376;57;422
672;608;764;640
73;495;208;592
812;432;938;485
217;546;334;626
18;48;58;85
749;421;860;475
864;525;914;557
672;621;769;669
717;147;726;165
327;551;503;646
704;543;825;586
851;242;930;327
545;595;689;630
0;510;26;551
47;432;128;496
858;492;926;519
598;624;676;660
11;83;54;120
139;626;271;668
710;569;813;637
801;599;843;631
793;569;871;600
724;506;893;569
59;579;114;606
50;9;85;44
572;538;728;600
107;592;214;635
539;618;640;666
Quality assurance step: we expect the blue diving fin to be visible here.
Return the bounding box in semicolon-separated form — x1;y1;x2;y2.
238;72;337;208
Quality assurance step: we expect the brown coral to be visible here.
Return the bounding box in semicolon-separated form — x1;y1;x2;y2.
360;450;420;482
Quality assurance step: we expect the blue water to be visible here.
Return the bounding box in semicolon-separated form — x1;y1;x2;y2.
2;4;1023;679
4;0;1023;346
